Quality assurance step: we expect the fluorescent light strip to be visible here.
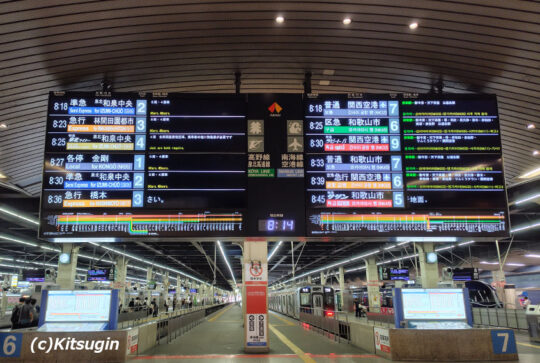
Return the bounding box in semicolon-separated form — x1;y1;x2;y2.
435;245;455;252
458;240;475;246
88;242;208;285
525;254;540;258
511;221;540;233
515;193;540;205
0;262;37;270
481;261;525;267
268;241;283;261
519;166;540;179
217;241;236;286
0;234;38;247
275;249;381;285
0;207;39;225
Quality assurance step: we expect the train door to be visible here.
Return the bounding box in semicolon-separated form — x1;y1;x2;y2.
312;293;324;316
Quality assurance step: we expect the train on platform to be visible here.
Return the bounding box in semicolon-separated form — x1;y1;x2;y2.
347;280;503;311
269;285;336;319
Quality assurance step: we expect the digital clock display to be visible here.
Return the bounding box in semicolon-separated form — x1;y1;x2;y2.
258;219;295;232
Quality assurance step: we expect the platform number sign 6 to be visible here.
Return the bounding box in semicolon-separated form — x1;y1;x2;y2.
490;330;516;354
0;333;22;357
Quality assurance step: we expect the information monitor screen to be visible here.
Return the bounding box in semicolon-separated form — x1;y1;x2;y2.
305;94;508;238
22;269;45;282
44;290;112;322
401;288;467;320
87;268;113;282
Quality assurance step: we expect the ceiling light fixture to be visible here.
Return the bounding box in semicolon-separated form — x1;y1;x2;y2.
0;123;6;129
519;166;540;179
435;245;455;252
534;150;539;156
510;221;540;233
88;242;208;285
217;241;236;286
0;207;40;225
268;241;283;262
275;15;284;24
343;18;351;25
0;173;6;179
527;124;536;129
409;22;418;30
515;193;540;205
525;254;540;258
458;240;475;246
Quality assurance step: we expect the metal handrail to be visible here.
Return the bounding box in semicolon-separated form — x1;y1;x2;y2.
471;306;528;331
299;307;351;342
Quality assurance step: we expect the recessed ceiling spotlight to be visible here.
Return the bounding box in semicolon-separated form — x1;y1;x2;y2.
0;123;6;129
0;173;6;179
343;18;351;25
409;22;418;30
275;15;284;24
528;124;536;129
534;150;539;156
319;80;331;86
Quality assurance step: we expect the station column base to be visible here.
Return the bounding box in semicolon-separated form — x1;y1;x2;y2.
243;240;269;353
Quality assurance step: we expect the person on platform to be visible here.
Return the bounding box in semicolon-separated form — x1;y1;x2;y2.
128;298;135;310
10;297;25;330
18;298;34;328
30;298;40;327
523;296;531;309
354;298;362;317
173;297;177;311
151;298;158;317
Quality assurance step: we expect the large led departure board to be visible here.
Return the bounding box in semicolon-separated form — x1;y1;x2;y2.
40;92;246;240
305;94;508;237
39;92;508;241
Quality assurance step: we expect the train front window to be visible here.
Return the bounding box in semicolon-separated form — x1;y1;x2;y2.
325;294;334;305
300;293;310;305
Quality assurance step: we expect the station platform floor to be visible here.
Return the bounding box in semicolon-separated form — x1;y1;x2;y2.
131;304;540;363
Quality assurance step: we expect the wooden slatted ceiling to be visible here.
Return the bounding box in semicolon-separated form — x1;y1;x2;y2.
0;0;539;195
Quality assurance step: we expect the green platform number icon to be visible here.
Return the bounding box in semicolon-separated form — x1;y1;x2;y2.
491;330;516;354
0;333;22;357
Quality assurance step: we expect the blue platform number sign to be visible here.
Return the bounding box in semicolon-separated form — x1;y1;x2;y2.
0;333;22;357
491;330;517;354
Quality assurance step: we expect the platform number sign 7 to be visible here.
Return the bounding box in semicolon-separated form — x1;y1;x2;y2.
0;333;22;357
491;330;516;354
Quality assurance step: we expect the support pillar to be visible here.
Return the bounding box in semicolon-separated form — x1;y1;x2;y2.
115;256;128;308
307;275;312;285
320;271;325;285
176;275;182;306
146;267;153;301
416;242;439;288
492;270;506;306
365;257;381;313
57;244;79;290
243;240;269;353
338;266;345;311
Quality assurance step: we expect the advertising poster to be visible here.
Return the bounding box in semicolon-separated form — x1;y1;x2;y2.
374;327;391;353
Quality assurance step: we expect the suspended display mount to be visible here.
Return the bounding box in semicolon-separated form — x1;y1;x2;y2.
39;92;508;242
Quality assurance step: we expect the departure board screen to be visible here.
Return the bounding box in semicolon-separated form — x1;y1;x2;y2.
39;92;508;241
40;92;246;240
305;94;508;237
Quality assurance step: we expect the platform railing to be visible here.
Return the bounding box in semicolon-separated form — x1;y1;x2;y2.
472;307;528;331
118;303;227;330
299;307;351;342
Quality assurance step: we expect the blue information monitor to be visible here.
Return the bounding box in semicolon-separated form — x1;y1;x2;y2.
394;288;473;329
38;290;119;332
